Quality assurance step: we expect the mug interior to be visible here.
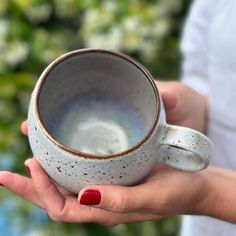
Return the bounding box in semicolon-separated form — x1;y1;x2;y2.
37;49;159;157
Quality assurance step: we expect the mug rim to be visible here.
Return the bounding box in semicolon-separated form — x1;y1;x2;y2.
35;48;160;159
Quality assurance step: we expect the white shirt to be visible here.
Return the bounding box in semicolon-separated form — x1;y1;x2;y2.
180;0;236;235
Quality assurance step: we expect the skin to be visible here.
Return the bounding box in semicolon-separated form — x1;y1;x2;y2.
1;81;236;226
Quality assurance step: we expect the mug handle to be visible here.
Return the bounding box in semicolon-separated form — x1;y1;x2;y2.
158;124;213;171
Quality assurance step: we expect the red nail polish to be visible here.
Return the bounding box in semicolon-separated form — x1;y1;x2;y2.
80;189;101;205
24;164;31;174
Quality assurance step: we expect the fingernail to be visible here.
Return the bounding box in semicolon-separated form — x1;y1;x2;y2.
24;163;31;175
80;189;101;205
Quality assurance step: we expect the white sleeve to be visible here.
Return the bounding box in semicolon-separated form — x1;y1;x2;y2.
180;0;210;96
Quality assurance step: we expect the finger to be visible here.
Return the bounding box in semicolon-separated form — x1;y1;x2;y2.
21;120;28;136
25;158;66;213
43;197;164;225
155;80;205;128
52;203;163;225
26;158;93;222
0;171;44;208
65;203;163;225
26;158;87;222
78;183;164;214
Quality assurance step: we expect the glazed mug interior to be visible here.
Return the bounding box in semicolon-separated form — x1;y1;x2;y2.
36;50;159;157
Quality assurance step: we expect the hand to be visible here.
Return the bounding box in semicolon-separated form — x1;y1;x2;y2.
155;81;208;133
0;157;210;226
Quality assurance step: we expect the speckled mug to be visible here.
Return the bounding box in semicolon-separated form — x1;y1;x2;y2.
28;49;213;193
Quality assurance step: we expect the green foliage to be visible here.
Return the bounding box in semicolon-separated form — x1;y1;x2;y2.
0;0;191;235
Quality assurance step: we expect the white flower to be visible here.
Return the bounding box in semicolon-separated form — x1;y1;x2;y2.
153;19;170;38
122;16;140;32
102;1;117;13
5;41;29;67
85;26;122;50
119;17;141;50
82;8;114;37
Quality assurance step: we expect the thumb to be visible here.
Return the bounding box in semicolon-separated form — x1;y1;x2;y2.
21;120;28;136
78;184;161;214
155;81;192;123
155;81;180;116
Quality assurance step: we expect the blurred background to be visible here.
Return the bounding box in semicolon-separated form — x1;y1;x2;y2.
0;0;192;235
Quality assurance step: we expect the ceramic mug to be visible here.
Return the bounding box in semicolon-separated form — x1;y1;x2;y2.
28;49;213;193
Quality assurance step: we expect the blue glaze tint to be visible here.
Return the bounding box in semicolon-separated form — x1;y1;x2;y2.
48;94;147;155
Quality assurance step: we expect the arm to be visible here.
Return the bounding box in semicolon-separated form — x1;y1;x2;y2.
190;167;236;224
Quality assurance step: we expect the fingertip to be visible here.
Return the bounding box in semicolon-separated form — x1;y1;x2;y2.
78;185;101;198
24;158;34;173
24;158;41;172
21;120;28;136
24;157;34;166
79;188;102;206
79;184;144;213
79;185;130;211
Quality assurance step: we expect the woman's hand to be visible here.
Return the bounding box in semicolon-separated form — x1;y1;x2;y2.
0;156;211;225
156;80;208;133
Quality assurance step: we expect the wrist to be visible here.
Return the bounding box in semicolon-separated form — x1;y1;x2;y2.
185;168;216;216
